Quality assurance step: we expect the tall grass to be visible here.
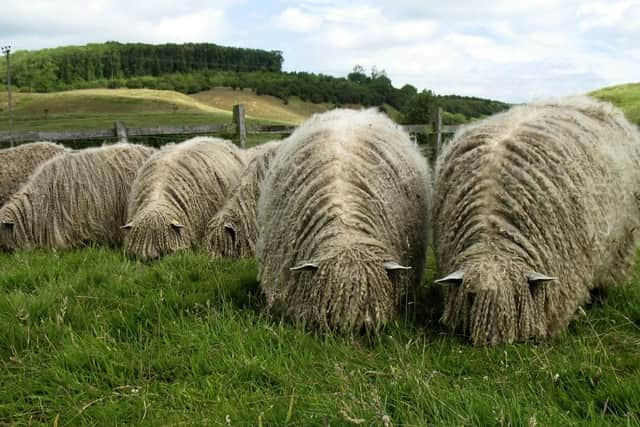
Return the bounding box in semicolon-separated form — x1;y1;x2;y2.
1;248;639;425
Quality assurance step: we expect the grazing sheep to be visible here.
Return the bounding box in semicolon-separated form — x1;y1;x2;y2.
241;141;280;164
257;109;431;333
205;140;281;257
0;142;67;207
0;143;154;250
433;96;640;345
123;136;245;261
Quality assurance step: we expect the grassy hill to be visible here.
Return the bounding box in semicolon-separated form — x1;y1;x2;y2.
192;88;344;124
0;88;290;133
590;83;640;124
0;87;348;133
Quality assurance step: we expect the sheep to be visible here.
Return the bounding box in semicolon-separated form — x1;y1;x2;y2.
241;141;280;164
0;143;154;250
257;109;431;333
205;140;281;258
123;136;245;261
0;142;67;207
433;96;640;345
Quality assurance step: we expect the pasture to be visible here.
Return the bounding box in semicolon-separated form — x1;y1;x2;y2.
0;248;639;425
591;83;640;125
0;88;343;134
1;86;639;425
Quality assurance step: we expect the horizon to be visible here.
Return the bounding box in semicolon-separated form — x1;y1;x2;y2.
1;0;639;104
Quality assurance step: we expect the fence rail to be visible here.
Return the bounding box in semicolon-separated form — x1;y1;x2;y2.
0;105;460;145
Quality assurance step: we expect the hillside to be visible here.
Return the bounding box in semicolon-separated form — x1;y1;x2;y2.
0;42;509;123
590;83;640;124
192;88;343;124
0;88;311;132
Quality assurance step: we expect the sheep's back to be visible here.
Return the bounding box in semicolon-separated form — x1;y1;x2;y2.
0;142;66;206
434;96;640;287
127;137;245;231
258;109;430;280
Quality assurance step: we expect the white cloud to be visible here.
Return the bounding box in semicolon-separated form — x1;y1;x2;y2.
578;1;640;30
1;0;638;103
0;0;236;49
135;9;229;43
275;0;640;102
275;8;322;33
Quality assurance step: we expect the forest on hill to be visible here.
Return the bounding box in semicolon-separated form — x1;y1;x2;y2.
0;42;509;124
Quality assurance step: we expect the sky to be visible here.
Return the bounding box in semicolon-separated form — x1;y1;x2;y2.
1;0;638;103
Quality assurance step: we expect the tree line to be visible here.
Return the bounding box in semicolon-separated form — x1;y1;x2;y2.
0;43;509;124
3;42;283;91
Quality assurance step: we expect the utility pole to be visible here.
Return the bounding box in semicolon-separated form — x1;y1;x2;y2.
2;45;12;147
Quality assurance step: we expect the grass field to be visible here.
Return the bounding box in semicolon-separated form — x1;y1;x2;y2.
192;88;341;125
0;88;336;134
2;83;637;137
591;83;640;125
0;247;639;426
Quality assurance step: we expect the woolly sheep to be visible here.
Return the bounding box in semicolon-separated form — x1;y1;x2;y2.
0;142;67;207
433;96;640;345
0;143;154;250
257;109;431;333
123;136;245;261
205;140;281;257
241;141;280;164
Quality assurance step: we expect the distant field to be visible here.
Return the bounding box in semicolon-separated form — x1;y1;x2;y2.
192;88;340;125
0;248;639;425
591;83;640;124
0;87;342;134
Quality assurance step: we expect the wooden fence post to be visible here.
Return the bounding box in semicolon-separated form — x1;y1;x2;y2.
433;107;442;157
115;121;128;141
233;104;247;148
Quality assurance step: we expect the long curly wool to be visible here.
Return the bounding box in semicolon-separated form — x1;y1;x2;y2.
0;143;154;250
123;136;245;261
241;141;281;164
257;109;431;333
0;142;67;207
433;96;640;345
205;140;281;257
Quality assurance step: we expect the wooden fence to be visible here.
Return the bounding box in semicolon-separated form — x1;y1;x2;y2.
0;105;459;152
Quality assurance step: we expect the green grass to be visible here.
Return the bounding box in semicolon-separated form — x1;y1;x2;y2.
1;248;639;425
0;89;291;134
0;87;338;135
590;83;640;125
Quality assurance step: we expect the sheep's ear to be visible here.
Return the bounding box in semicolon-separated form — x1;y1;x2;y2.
527;272;557;285
435;270;464;285
290;262;319;272
383;261;412;271
120;223;133;230
1;220;15;230
171;221;185;230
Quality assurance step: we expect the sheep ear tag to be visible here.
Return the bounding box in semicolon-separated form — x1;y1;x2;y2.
171;221;185;230
1;220;15;230
527;272;557;286
290;262;319;272
120;223;133;230
435;270;464;285
383;261;412;271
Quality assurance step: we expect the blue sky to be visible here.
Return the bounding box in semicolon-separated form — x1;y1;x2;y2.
1;0;638;103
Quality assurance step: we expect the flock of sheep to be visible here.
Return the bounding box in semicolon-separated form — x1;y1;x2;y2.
1;95;639;346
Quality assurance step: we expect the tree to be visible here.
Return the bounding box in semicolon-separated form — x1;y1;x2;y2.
347;65;369;84
402;90;438;124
